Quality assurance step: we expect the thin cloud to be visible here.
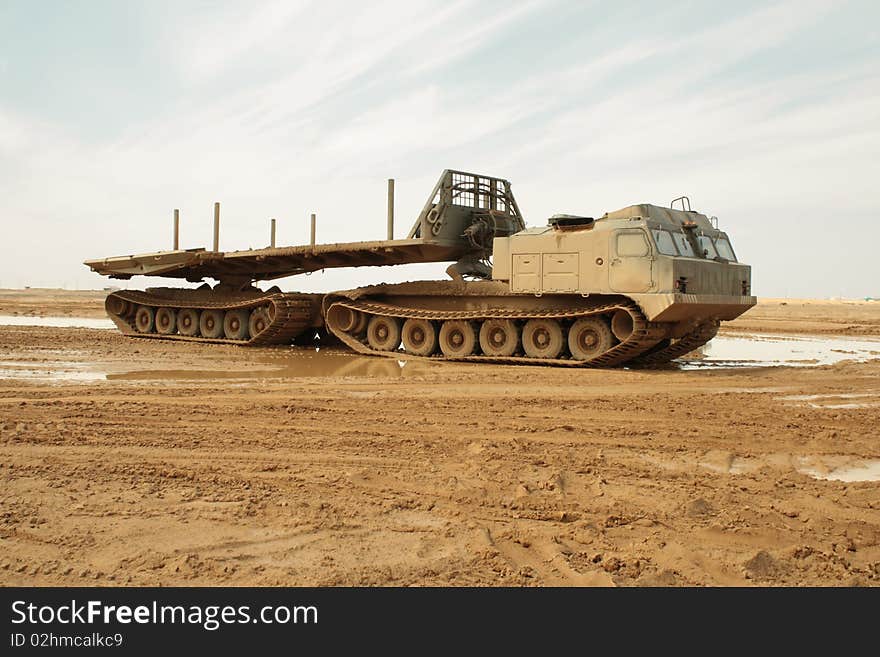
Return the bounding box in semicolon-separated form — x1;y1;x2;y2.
0;0;877;296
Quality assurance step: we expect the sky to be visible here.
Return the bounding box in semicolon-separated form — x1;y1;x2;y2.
0;0;878;297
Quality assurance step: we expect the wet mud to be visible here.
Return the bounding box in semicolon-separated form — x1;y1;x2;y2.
1;292;878;586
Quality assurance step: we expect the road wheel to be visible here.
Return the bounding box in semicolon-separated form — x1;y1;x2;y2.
199;309;224;339
479;319;519;357
522;318;564;359
134;306;155;333
401;318;438;356
155;307;177;335
439;320;478;357
568;317;614;361
248;307;272;337
178;308;200;336
224;309;250;340
366;315;401;351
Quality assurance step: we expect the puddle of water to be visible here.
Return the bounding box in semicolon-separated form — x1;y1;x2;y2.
108;350;430;381
647;451;880;483
699;456;758;475
0;349;434;382
682;333;880;369
806;402;880;409
777;392;880;410
0;363;107;381
0;369;106;382
0;315;114;329
781;393;877;401
797;458;880;483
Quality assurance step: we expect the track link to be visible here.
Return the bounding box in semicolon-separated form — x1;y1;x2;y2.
325;298;668;368
629;320;720;366
106;290;318;346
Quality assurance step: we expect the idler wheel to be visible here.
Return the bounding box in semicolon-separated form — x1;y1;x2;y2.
568;317;614;361
199;309;224;339
106;296;130;317
401;318;438;356
249;307;272;337
479;319;520;357
134;306;155;334
328;305;365;334
522;318;564;359
438;320;478;357
351;310;368;335
611;309;633;342
366;315;401;352
224;309;251;341
155;307;177;335
178;308;200;336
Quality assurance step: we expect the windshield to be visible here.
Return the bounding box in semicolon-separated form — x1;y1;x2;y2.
651;229;678;256
671;231;696;257
714;236;737;261
652;226;738;261
698;235;717;258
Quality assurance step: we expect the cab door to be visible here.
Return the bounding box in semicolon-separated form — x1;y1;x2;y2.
609;229;653;292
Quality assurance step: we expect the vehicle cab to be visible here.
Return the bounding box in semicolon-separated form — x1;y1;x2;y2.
491;199;755;326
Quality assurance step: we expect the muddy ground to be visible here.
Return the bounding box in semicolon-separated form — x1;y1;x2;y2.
1;290;878;586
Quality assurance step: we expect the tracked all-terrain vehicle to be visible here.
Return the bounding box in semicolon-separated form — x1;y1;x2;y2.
85;170;755;367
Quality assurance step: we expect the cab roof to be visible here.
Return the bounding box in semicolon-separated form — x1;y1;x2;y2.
602;204;715;231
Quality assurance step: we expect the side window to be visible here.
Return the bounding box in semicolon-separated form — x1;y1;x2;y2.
617;231;649;257
714;236;737;261
698;235;717;258
652;230;678;256
672;231;696;257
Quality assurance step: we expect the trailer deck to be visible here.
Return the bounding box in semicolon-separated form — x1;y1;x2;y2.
85;239;469;282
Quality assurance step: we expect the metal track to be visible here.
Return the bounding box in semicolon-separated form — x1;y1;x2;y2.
106;290;317;346
325;298;668;368
628;320;720;366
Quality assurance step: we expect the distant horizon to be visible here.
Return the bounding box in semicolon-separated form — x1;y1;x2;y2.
1;286;878;304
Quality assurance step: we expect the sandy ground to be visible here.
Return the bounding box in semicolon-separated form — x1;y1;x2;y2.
0;288;109;319
1;290;879;586
722;297;880;336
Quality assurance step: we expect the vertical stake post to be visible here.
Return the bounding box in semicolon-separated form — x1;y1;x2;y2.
213;202;220;252
387;178;395;240
173;209;180;250
310;213;316;246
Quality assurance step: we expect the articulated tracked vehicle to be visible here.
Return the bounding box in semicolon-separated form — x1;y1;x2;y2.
85;170;755;367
